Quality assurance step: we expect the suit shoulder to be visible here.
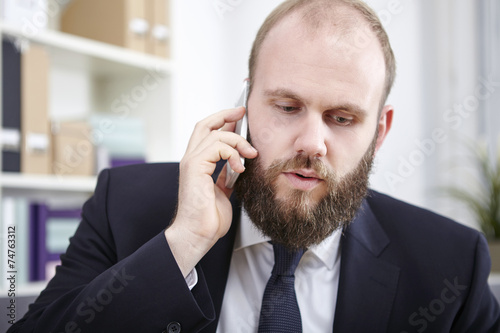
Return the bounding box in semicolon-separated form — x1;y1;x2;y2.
106;162;179;183
366;190;481;241
100;162;178;195
88;163;180;255
365;191;489;285
99;162;180;214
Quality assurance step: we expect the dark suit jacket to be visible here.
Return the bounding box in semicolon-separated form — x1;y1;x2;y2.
9;163;500;332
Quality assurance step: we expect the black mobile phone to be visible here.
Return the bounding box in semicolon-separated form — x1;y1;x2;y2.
225;80;249;188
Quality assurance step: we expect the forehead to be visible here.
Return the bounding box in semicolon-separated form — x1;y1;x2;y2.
254;9;386;113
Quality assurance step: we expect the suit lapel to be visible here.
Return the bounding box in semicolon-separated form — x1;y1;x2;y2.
198;194;241;333
333;200;400;332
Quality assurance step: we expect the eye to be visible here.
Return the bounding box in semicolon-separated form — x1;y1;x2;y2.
332;115;353;126
276;105;300;113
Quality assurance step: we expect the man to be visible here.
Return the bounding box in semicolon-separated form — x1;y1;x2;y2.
9;0;500;332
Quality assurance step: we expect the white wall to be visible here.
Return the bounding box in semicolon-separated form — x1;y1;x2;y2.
170;0;283;160
170;0;492;230
364;0;426;208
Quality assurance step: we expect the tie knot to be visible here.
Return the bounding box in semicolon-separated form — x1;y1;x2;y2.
271;243;305;277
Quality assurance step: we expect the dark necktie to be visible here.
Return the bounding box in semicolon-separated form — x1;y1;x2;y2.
258;243;305;333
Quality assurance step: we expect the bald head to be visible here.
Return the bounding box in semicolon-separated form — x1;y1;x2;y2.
249;0;396;108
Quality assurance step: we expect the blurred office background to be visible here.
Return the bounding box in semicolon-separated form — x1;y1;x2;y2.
0;1;499;321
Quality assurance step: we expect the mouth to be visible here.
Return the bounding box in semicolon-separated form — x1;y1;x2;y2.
282;169;323;191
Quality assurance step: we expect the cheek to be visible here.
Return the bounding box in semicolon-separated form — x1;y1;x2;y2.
324;129;374;176
249;132;283;170
248;110;291;158
324;147;357;177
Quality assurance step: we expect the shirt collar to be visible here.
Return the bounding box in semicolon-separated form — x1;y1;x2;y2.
234;208;342;270
234;208;270;251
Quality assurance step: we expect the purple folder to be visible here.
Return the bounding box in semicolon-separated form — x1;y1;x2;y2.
29;204;82;281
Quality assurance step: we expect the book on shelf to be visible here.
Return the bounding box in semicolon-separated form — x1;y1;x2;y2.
1;38;22;172
60;0;170;58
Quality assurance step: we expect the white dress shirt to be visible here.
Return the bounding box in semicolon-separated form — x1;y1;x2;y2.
216;209;342;333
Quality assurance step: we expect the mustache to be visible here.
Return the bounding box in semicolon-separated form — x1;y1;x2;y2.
264;154;336;185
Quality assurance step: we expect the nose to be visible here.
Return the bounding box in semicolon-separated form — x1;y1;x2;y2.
293;114;327;158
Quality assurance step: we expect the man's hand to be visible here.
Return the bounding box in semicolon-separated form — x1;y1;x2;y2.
164;107;258;277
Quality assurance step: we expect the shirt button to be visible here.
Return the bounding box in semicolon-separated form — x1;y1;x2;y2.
166;322;181;333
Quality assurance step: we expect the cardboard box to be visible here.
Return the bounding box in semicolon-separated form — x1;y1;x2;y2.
61;0;150;53
147;0;171;58
51;121;95;177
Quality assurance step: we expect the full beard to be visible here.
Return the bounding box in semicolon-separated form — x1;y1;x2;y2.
234;137;377;250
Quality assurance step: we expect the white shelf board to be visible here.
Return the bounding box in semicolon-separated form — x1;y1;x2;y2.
489;273;500;284
1;173;97;199
0;22;174;76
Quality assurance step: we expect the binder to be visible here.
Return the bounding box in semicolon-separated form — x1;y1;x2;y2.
61;0;150;53
148;0;171;58
21;44;51;174
1;39;22;172
29;203;81;281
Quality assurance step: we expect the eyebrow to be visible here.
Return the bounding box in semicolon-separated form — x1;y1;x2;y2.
263;88;369;118
264;88;302;101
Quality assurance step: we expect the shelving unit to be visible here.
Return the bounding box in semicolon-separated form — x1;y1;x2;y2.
0;22;174;76
0;15;175;193
1;173;96;200
0;0;175;300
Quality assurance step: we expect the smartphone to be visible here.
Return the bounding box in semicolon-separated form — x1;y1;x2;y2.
225;80;249;188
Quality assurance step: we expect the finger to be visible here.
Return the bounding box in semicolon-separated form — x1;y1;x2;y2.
180;131;258;185
220;121;237;134
181;140;245;179
220;145;246;174
191;130;257;161
219;106;246;133
187;107;245;152
200;141;247;173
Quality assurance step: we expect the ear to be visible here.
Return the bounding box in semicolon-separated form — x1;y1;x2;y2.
374;104;394;154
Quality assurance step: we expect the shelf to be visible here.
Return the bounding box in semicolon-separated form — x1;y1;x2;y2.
489;273;500;284
0;22;174;77
1;173;97;200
